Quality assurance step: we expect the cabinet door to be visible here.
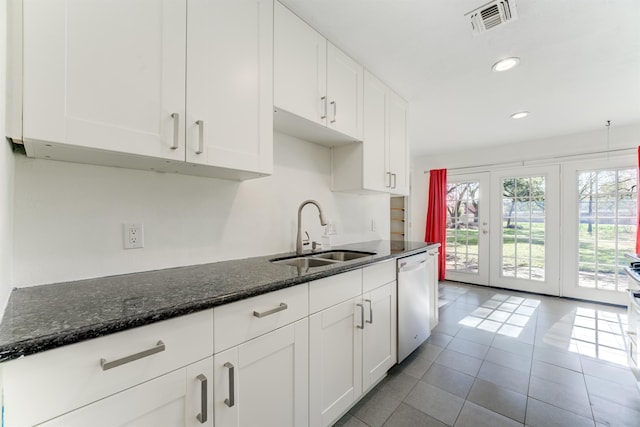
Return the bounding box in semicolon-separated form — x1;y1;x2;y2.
274;1;327;126
23;0;186;161
387;91;409;196
309;298;363;427
427;249;439;329
214;320;309;427
363;281;397;391
362;71;389;192
326;43;363;140
187;0;273;174
40;358;213;427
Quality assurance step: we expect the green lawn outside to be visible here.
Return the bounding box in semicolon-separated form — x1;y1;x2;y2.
446;222;635;274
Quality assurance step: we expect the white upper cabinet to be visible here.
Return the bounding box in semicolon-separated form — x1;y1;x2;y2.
387;90;409;195
20;0;273;180
186;0;273;175
361;71;389;193
332;70;409;196
274;2;363;144
274;1;327;127
326;43;364;140
23;0;187;162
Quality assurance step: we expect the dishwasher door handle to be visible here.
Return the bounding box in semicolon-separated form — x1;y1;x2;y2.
398;260;426;274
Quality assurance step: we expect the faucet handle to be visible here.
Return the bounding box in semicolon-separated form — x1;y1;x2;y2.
303;231;310;246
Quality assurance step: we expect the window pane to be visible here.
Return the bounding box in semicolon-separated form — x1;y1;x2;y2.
446;180;481;275
501;175;546;282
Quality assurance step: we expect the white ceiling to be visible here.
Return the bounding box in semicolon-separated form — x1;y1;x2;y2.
280;0;640;157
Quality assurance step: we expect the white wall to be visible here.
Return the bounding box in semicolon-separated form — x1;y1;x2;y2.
12;132;390;286
0;0;15;315
409;123;640;241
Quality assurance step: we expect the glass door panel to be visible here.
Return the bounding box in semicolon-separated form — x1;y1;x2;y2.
491;166;560;295
446;173;490;285
501;176;546;282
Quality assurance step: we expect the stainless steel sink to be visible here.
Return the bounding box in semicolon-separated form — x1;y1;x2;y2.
269;257;338;267
310;250;376;261
269;250;376;268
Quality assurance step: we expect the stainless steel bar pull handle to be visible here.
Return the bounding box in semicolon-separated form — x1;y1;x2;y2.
320;96;327;120
170;113;180;149
386;172;392;188
330;101;337;123
391;173;397;189
195;120;204;154
196;374;208;423
365;299;373;324
224;362;235;407
100;340;165;371
253;302;288;318
356;303;365;329
399;259;427;273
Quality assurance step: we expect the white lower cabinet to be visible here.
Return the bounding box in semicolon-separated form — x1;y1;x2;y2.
214;319;309;427
363;281;397;391
39;357;213;427
1;309;214;427
309;297;363;427
427;248;440;329
0;257;412;427
309;261;397;427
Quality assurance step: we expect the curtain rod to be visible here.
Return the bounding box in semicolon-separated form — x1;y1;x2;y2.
424;147;636;174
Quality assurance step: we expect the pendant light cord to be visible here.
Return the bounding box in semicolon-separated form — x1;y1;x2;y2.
606;120;611;160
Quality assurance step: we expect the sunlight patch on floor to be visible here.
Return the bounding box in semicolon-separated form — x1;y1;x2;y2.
569;307;629;365
458;293;540;337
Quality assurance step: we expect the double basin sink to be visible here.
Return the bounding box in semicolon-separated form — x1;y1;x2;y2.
270;250;376;268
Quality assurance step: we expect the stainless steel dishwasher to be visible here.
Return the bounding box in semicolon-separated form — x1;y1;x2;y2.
397;252;431;363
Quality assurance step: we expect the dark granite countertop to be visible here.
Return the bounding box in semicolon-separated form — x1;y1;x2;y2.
0;240;438;362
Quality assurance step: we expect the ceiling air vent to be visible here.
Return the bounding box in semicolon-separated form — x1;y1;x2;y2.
466;0;518;35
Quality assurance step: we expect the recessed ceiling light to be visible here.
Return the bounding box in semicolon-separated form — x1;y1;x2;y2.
492;57;520;72
510;111;529;119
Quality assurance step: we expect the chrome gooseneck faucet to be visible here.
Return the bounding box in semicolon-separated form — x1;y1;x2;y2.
296;200;328;255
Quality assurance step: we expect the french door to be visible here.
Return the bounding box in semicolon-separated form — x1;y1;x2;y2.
445;173;490;285
490;166;560;295
446;161;636;304
562;159;637;305
446;167;560;295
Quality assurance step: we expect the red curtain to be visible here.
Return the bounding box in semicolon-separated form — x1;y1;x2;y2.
636;147;640;254
425;169;447;281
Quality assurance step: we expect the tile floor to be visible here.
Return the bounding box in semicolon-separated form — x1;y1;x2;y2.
334;281;640;427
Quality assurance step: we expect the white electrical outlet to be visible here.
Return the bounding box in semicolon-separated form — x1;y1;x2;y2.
123;223;144;249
